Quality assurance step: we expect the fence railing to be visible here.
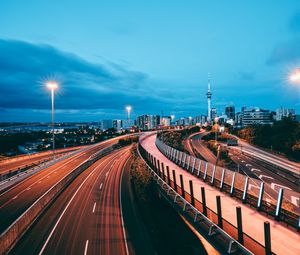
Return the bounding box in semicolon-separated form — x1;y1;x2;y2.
155;137;300;230
137;141;273;255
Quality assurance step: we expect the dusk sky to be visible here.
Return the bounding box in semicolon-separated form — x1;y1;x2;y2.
0;0;300;121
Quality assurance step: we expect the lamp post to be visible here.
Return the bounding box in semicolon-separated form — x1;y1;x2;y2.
46;81;58;159
126;106;132;120
289;68;300;100
171;114;175;127
290;68;300;83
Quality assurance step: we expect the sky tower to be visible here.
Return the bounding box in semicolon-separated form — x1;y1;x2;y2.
206;75;212;122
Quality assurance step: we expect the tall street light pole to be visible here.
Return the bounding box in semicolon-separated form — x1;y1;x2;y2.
290;68;300;98
126;106;132;120
46;81;58;159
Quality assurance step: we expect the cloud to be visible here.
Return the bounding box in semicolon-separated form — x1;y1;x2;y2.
0;39;162;112
266;39;300;65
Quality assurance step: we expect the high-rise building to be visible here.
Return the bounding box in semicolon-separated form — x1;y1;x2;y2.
235;112;243;127
101;119;113;130
161;116;171;127
242;108;272;126
122;119;135;129
211;108;217;121
206;77;212;122
275;108;295;121
112;119;122;130
225;106;235;119
136;114;160;130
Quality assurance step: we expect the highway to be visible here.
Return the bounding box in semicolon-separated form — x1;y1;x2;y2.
231;135;300;175
0;146;84;176
141;133;300;255
9;146;142;255
188;131;300;207
0;136;126;234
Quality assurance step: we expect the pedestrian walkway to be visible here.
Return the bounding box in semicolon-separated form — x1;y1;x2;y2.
140;133;300;255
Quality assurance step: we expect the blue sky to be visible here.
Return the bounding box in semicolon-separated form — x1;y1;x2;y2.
0;0;299;121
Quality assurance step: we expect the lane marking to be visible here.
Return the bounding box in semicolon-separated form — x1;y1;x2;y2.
37;150;123;255
258;174;274;180
270;183;291;191
246;164;252;167
12;195;18;200
38;169;97;255
99;183;103;190
92;202;96;213
26;187;31;191
84;240;89;255
105;171;109;178
251;168;261;172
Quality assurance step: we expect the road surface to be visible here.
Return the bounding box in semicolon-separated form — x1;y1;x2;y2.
0;137;125;234
9;146;150;255
0;146;84;176
189;132;300;206
141;133;300;255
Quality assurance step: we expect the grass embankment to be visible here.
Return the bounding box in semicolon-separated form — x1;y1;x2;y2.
130;145;207;255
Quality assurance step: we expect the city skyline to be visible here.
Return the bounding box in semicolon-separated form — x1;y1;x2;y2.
0;1;300;121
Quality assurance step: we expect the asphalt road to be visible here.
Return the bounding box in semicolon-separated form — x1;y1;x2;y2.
141;133;300;255
231;135;300;175
188;131;300;207
10;146;139;255
0;146;84;175
0;137;124;234
188;131;217;164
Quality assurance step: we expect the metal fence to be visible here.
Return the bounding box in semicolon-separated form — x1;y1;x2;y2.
155;137;300;230
137;141;280;255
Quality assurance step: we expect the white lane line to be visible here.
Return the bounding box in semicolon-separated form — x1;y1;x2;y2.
38;169;96;255
84;240;89;255
105;171;109;178
26;187;31;191
99;183;103;190
92;202;96;213
12;195;18;200
38;181;41;183
246;164;252;167
119;156;130;255
251;168;261;172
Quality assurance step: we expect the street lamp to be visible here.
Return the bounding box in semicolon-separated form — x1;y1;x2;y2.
171;115;175;126
126;105;132;120
46;81;58;159
289;68;300;83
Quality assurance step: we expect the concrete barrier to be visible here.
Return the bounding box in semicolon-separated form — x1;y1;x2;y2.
0;146;114;255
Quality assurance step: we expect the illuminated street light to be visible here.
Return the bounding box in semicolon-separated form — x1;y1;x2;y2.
46;81;58;158
171;114;175;126
126;105;132;120
289;68;300;83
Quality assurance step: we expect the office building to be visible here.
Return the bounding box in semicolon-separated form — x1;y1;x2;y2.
211;108;217;121
225;106;235;119
242;108;272;126
275;108;295;121
101;119;113;130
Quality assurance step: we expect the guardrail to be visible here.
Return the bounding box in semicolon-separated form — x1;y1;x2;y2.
138;142;258;255
0;145;115;255
156;136;300;230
